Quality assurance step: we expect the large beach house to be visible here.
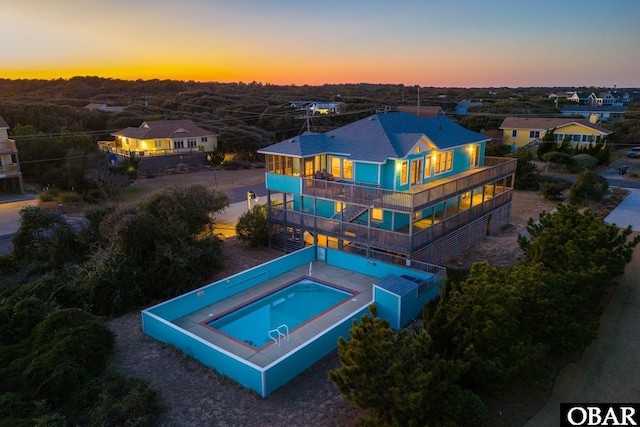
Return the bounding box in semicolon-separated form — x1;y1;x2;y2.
258;112;517;265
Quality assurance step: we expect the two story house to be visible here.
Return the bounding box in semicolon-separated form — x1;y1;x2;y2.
257;112;516;265
0;115;24;194
500;117;612;149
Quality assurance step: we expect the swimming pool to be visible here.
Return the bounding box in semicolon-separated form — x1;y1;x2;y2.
205;278;354;348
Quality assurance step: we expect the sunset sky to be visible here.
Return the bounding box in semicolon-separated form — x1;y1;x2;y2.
3;0;640;87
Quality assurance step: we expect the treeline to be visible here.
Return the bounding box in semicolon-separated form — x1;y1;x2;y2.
0;184;229;425
330;205;639;426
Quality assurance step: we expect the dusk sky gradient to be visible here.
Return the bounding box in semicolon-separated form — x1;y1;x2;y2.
3;0;640;87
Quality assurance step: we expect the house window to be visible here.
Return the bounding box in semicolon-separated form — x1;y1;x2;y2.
173;140;184;149
424;156;432;179
410;158;422;186
512;130;517;138
400;161;408;185
154;140;162;148
572;135;580;142
529;131;540;138
201;137;208;142
470;145;480;168
343;159;353;180
371;208;383;222
434;151;453;174
330;157;341;178
582;135;588;142
187;138;197;148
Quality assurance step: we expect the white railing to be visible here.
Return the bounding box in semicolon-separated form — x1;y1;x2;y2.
268;324;290;347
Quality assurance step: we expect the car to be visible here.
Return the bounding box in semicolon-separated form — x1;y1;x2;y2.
628;147;640;158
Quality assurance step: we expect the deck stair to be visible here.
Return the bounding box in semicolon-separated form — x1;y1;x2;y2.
331;204;368;223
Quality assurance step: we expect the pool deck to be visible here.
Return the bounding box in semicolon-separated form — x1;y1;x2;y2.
171;260;376;369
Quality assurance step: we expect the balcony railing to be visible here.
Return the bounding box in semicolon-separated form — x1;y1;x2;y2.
0;139;17;153
301;157;516;213
269;188;512;255
97;141;204;157
0;164;21;175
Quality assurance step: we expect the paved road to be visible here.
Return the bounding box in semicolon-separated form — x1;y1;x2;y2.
226;184;267;204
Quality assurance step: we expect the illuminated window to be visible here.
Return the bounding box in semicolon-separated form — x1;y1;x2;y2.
434;151;453;174
155;140;162;148
470;145;480;167
424;156;432;178
400;161;408;185
330;157;341;178
410;158;422;186
371;208;383;221
343;159;353;180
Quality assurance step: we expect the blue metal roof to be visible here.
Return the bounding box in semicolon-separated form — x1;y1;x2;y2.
258;112;488;164
374;274;418;297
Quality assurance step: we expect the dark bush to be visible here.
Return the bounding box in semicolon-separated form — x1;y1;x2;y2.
236;203;269;247
539;181;566;201
507;150;539;190
568;171;609;205
541;151;574;170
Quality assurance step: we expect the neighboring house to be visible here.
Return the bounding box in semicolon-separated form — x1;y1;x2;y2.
396;105;445;118
455;99;482;115
598;91;621;106
307;102;346;115
102;120;218;157
561;105;627;123
84;103;125;113
621;92;632;104
0;115;24;194
568;91;598;105
290;101;346;115
500;117;612;149
257;112;516;265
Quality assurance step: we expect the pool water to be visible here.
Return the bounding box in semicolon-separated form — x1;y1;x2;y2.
207;278;353;348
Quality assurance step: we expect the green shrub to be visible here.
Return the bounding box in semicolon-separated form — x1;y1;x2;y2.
571;154;599;172
541;151;574;169
236;203;269;247
88;375;162;427
539;181;566;201
568;171;609;205
58;191;83;203
38;187;60;202
507;150;540;191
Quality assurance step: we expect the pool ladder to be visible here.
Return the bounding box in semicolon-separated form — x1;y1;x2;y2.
268;324;290;347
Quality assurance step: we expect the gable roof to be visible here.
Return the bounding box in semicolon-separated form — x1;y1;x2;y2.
112;120;217;139
499;117;611;134
396;105;445;118
0;115;8;129
455;100;482;109
258;112;488;164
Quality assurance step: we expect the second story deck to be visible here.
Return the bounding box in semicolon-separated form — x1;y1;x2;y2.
295;156;516;214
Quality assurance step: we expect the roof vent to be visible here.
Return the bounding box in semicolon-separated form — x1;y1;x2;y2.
369;117;376;121
290;138;296;143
